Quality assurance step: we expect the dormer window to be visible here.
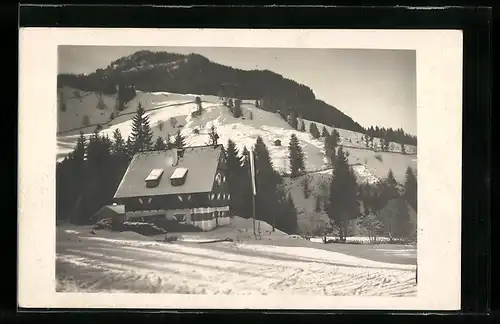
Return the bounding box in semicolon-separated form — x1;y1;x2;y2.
145;169;164;188
170;167;188;186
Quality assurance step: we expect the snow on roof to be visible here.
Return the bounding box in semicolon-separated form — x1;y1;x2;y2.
170;167;188;180
113;145;223;199
145;168;164;182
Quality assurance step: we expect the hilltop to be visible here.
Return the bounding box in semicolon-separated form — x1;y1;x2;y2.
58;50;368;134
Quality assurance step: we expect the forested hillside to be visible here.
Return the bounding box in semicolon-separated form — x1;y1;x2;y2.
58;50;366;133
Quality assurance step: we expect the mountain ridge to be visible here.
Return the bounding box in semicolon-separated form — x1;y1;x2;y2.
58;50;367;133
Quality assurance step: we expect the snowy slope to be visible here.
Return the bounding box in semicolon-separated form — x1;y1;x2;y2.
57;87;417;184
56;228;417;296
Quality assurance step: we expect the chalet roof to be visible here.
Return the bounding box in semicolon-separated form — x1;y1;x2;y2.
113;145;224;199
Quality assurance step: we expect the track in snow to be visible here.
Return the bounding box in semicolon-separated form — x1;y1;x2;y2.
56;234;417;296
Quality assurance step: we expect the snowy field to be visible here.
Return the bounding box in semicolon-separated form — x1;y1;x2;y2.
57;87;416;183
56;228;417;296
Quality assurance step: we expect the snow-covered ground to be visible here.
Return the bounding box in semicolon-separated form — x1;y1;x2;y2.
57;87;416;183
56;228;417;296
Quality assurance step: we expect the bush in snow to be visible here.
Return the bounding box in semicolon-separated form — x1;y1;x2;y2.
193;128;200;135
357;213;384;243
375;154;383;162
195;96;202;112
169;117;177;128
120;221;167;236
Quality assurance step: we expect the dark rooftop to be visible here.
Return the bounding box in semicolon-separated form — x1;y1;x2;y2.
113;145;223;199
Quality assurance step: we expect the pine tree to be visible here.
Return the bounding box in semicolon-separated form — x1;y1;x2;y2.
401;143;406;154
165;133;173;150
254;136;281;225
383;169;400;201
299;119;306;132
276;192;298;234
404;166;417;212
324;130;340;167
130;102;153;153
322;126;330;138
154;136;166;150
326;146;360;242
233;99;242;118
207;125;220;146
240;146;250;167
309;122;320;139
225;139;242;213
288;133;305;178
111;129;126;157
174;130;186;149
195;96;202;113
238;146;253;218
81;130;113;223
73;131;87;163
125;136;134;159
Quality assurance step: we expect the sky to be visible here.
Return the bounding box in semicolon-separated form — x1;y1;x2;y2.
58;46;416;135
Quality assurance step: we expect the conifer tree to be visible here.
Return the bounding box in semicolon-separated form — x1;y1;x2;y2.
324;130;340;167
233;99;243;118
125;136;134;159
299;119;306;132
288;110;298;129
73;131;87;163
240;146;250;167
225;139;242;213
111;129;126;157
383;169;400;201
326;146;360;242
238;146;252;218
195;96;202;113
322;126;330;138
174;130;186;149
165;133;173;150
154;136;166;150
288;133;305;178
404;166;417;212
254;136;281;225
130;102;153;153
276;192;298;234
309;122;320;139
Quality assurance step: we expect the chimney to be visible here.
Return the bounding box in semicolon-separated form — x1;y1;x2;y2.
171;148;178;166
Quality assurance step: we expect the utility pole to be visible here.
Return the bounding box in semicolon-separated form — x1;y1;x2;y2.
249;149;257;239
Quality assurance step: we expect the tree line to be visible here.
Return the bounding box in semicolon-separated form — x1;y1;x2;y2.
57;102;187;224
57;101;299;234
57;101;417;239
286;126;417;241
365;125;417;146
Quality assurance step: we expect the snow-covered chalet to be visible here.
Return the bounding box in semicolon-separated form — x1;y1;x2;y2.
113;144;231;231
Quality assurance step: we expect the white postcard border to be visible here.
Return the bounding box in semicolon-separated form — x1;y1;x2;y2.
18;28;463;310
